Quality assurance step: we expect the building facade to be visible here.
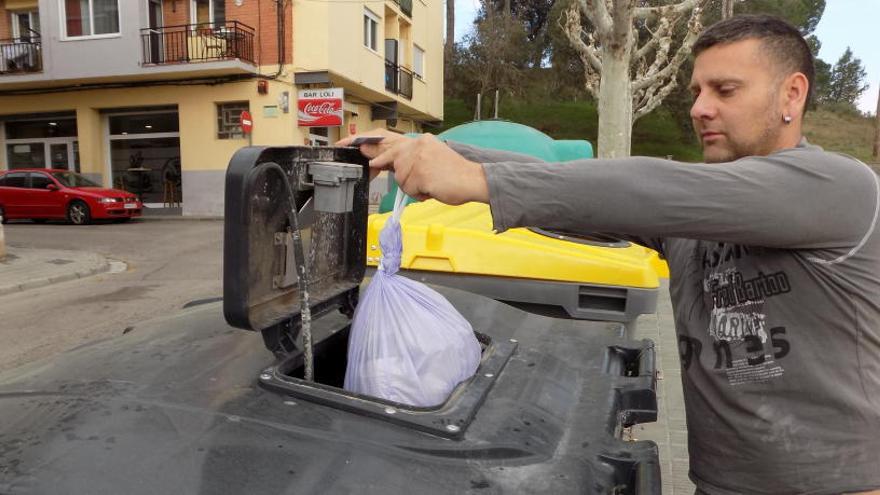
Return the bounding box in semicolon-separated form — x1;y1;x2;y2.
0;0;442;215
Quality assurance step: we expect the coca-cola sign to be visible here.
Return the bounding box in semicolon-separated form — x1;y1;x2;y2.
298;88;344;127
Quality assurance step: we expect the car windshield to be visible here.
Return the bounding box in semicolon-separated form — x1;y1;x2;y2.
51;172;100;188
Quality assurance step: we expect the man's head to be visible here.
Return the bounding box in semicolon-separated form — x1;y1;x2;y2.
689;15;813;163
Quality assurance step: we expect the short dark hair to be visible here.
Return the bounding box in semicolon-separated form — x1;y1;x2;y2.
693;15;815;114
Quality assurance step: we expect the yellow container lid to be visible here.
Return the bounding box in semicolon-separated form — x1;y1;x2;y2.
366;200;663;289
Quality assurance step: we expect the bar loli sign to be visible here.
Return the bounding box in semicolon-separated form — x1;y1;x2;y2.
298;88;344;127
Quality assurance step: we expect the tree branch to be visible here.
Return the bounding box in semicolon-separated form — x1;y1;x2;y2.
563;5;603;72
634;0;699;20
632;5;702;91
634;77;679;121
579;0;613;39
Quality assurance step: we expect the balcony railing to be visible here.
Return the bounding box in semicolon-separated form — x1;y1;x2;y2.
385;61;413;100
141;21;255;66
0;38;42;75
390;0;413;17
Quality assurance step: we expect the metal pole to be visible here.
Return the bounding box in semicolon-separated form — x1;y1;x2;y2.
494;90;499;119
0;214;6;261
873;83;880;160
475;93;482;121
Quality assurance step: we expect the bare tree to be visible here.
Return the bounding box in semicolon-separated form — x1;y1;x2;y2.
457;11;530;102
564;0;705;157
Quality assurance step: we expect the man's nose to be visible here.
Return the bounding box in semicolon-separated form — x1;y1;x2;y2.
690;93;717;121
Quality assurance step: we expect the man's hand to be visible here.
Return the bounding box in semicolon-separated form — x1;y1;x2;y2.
337;132;489;205
336;128;406;180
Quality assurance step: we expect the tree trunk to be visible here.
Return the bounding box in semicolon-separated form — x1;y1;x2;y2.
445;0;455;56
721;0;734;19
597;46;633;158
874;83;880;160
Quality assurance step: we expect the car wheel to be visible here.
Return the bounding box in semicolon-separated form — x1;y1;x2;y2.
0;205;6;224
67;201;91;225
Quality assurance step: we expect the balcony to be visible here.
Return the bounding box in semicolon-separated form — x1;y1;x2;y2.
390;0;413;17
0;37;42;75
384;61;413;100
140;21;255;66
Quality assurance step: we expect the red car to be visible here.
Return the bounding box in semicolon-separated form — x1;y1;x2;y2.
0;169;143;225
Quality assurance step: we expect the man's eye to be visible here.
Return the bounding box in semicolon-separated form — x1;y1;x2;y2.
719;87;735;96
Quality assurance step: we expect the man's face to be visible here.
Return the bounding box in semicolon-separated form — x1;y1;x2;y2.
689;38;787;163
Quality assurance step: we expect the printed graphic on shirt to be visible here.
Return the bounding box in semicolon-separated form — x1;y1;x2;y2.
705;268;792;344
678;244;793;385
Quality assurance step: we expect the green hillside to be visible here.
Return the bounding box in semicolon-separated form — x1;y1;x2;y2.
438;99;877;165
803;108;877;164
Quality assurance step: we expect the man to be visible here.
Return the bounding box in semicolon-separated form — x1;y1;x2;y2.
338;15;880;495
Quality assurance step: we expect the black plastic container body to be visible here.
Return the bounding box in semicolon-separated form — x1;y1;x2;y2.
0;146;662;494
0;290;659;494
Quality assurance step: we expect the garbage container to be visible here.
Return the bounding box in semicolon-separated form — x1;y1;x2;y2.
0;146;661;494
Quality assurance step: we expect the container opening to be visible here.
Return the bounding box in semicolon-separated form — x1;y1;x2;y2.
283;326;350;387
259;325;516;439
282;327;493;388
528;228;631;248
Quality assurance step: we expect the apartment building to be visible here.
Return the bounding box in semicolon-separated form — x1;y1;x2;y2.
0;0;442;216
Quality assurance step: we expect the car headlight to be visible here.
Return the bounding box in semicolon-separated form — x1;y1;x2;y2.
98;198;121;204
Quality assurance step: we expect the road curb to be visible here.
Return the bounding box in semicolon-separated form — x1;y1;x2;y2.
0;256;110;296
138;216;222;222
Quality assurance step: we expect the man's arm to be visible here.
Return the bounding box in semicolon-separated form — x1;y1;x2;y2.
482;148;879;250
447;141;667;253
351;132;877;251
445;141;543;165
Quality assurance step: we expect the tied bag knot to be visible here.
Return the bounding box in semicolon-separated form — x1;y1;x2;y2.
376;190;405;275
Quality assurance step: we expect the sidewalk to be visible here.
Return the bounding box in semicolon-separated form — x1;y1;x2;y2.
0;246;110;296
631;279;694;494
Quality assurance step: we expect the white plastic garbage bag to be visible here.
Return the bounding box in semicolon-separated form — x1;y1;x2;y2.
344;190;482;407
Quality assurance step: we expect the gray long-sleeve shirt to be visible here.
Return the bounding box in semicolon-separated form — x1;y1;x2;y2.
450;140;880;495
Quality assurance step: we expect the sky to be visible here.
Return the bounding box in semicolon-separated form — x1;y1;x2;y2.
452;0;879;115
813;0;879;114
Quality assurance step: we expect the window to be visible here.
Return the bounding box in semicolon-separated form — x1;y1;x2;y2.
29;173;52;189
52;171;99;187
413;45;425;80
6;119;77;139
308;127;340;146
363;9;379;51
191;0;225;26
109;112;178;135
7;143;45;169
11;11;40;42
217;102;250;139
62;0;120;38
3;172;28;188
193;0;211;24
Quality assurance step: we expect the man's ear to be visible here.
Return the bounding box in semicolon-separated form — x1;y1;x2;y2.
783;72;809;119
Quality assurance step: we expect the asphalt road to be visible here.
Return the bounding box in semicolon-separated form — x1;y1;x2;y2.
0;219;223;373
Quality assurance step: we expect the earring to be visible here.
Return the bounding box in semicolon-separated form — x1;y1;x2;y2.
783;115;792;124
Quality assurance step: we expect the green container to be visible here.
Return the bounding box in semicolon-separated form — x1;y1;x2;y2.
379;120;593;213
